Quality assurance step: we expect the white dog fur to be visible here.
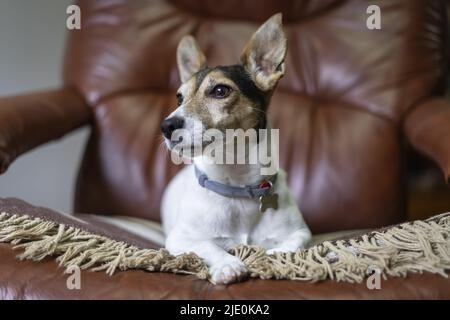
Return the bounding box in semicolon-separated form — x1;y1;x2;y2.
161;13;311;284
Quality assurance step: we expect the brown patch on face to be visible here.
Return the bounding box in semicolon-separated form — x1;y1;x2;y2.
179;69;265;133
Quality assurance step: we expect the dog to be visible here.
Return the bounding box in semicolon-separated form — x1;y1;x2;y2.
160;13;311;285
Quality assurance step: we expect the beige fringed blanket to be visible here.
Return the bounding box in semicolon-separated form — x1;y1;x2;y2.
0;198;449;284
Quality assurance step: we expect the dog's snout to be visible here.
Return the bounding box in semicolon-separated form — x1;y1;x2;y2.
161;116;185;139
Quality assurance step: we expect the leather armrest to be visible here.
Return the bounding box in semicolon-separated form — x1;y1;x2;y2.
405;98;450;183
0;87;91;174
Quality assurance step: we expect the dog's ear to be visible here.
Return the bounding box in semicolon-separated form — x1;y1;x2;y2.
177;35;207;83
240;13;287;91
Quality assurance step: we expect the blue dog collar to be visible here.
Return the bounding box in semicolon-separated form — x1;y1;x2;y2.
194;165;277;199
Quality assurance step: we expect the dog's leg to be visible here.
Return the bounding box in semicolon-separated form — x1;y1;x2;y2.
166;236;248;284
266;228;311;255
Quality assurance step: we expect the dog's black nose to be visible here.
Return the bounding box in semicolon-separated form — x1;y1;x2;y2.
161;117;185;139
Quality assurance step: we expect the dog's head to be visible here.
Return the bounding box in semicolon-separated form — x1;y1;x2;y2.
161;13;287;152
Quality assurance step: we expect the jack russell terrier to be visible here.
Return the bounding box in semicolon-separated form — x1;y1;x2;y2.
161;13;311;284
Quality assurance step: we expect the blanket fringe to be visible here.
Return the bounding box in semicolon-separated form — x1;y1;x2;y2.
0;211;449;283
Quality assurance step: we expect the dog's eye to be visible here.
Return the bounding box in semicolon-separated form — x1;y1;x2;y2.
176;93;183;106
210;85;231;99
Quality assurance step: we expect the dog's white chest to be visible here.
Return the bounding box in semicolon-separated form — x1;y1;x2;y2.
196;195;263;245
161;165;307;250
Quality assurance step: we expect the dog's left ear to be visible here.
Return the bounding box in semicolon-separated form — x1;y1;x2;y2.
240;13;287;91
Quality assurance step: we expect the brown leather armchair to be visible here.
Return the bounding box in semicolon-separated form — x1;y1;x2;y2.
1;0;450;299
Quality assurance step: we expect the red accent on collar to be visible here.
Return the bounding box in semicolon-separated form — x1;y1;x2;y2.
259;181;271;189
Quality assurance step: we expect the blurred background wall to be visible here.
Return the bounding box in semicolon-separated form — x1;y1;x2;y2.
0;0;88;213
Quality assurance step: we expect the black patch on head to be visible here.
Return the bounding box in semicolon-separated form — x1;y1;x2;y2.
195;67;212;90
192;64;269;130
218;65;269;131
217;65;269;110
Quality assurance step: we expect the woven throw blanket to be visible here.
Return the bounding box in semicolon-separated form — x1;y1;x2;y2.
0;198;449;284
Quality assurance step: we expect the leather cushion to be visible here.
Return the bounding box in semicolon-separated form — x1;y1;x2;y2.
1;243;449;299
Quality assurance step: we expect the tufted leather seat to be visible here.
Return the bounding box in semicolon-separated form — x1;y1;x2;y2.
1;0;450;299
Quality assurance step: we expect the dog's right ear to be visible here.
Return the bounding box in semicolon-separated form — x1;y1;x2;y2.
177;35;207;83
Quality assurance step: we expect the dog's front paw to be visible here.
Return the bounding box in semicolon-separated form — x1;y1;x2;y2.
209;256;247;285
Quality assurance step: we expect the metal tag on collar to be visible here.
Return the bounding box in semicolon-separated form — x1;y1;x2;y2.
259;181;279;212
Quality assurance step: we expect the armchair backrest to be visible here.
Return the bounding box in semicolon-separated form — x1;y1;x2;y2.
65;0;448;233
